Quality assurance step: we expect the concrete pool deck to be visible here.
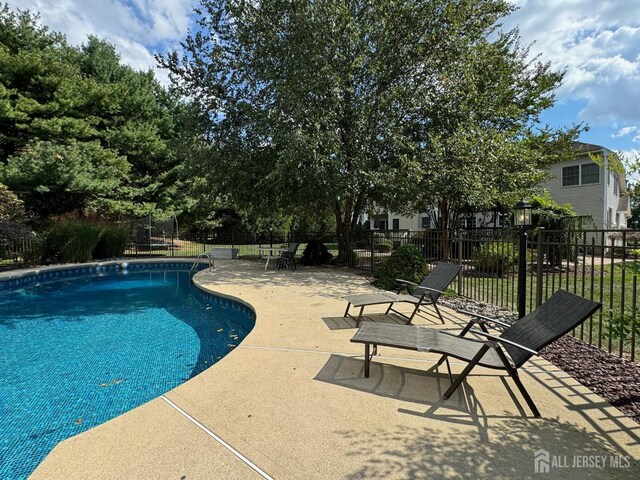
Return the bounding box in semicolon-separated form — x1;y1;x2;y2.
32;259;639;479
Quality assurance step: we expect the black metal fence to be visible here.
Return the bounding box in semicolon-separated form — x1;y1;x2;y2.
352;228;639;361
3;224;638;360
0;236;35;271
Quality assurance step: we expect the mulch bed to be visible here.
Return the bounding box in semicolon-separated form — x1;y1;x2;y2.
440;296;640;424
540;336;640;424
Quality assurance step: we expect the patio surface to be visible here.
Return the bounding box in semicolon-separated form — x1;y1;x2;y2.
32;259;639;479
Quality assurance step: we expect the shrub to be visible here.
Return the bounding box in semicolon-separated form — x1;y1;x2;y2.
94;225;129;259
472;242;517;275
300;239;333;265
373;233;393;252
605;311;640;345
372;244;427;291
44;221;101;263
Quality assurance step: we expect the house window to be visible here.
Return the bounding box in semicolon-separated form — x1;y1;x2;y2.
562;163;600;186
581;163;600;184
613;175;619;196
375;219;388;230
421;216;431;229
562;165;580;186
392;219;400;230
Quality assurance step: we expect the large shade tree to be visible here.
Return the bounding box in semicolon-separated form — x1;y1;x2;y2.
161;0;578;260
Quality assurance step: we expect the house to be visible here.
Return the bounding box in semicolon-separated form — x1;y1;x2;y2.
368;209;503;231
369;142;632;232
541;142;631;229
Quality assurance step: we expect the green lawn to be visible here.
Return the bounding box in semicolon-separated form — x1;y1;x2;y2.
457;261;638;360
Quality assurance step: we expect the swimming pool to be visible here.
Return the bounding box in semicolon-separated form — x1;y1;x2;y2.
0;262;254;479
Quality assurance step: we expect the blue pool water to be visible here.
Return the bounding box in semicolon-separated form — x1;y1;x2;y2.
0;264;254;479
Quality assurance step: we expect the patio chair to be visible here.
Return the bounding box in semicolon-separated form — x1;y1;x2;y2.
343;263;462;327
350;289;601;417
276;242;300;271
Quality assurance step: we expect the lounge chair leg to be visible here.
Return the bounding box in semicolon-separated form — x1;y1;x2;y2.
364;344;370;378
442;345;489;400
356;306;365;327
406;302;421;324
432;297;445;324
494;347;541;418
388;306;412;324
445;358;453;382
344;302;352;318
510;370;541;418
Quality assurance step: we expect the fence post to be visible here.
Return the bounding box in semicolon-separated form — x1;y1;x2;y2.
535;227;544;308
370;230;375;273
171;230;175;257
517;228;528;318
457;229;463;296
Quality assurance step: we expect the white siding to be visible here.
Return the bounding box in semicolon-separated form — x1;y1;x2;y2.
541;153;606;228
604;161;619;228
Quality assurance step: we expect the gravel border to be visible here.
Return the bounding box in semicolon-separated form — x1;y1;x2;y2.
440;297;640;424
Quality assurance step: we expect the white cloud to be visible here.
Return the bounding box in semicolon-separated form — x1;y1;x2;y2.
5;0;194;85
613;126;638;138
503;1;640;124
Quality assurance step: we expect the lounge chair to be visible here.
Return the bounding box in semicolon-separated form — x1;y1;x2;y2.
343;263;462;326
276;242;300;271
350;289;601;417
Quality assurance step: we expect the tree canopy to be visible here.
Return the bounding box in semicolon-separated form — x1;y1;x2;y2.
0;4;201;220
161;0;580;258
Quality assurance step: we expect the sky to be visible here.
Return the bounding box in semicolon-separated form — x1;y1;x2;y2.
6;0;640;169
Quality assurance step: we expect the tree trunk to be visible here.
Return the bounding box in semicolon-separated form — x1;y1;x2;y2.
438;199;450;260
335;196;356;266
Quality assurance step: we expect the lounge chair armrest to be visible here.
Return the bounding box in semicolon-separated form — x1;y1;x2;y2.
415;286;446;295
395;279;419;287
468;329;538;355
457;309;511;328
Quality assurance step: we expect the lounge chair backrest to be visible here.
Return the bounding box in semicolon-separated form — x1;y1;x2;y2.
501;289;601;368
287;242;300;255
417;263;462;302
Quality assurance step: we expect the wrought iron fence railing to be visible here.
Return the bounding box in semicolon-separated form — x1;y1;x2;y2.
2;224;638;360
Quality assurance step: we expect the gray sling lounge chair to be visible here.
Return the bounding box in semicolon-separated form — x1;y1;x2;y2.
350;289;601;417
276;242;300;271
343;263;462;326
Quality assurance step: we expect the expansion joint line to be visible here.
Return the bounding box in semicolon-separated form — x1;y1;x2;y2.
160;396;273;480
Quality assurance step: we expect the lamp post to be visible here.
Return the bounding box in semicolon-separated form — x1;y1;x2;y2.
514;200;533;318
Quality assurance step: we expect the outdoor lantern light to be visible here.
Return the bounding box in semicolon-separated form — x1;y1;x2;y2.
513;199;533;319
513;200;533;227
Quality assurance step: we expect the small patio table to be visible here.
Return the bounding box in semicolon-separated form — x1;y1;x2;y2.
258;247;286;270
